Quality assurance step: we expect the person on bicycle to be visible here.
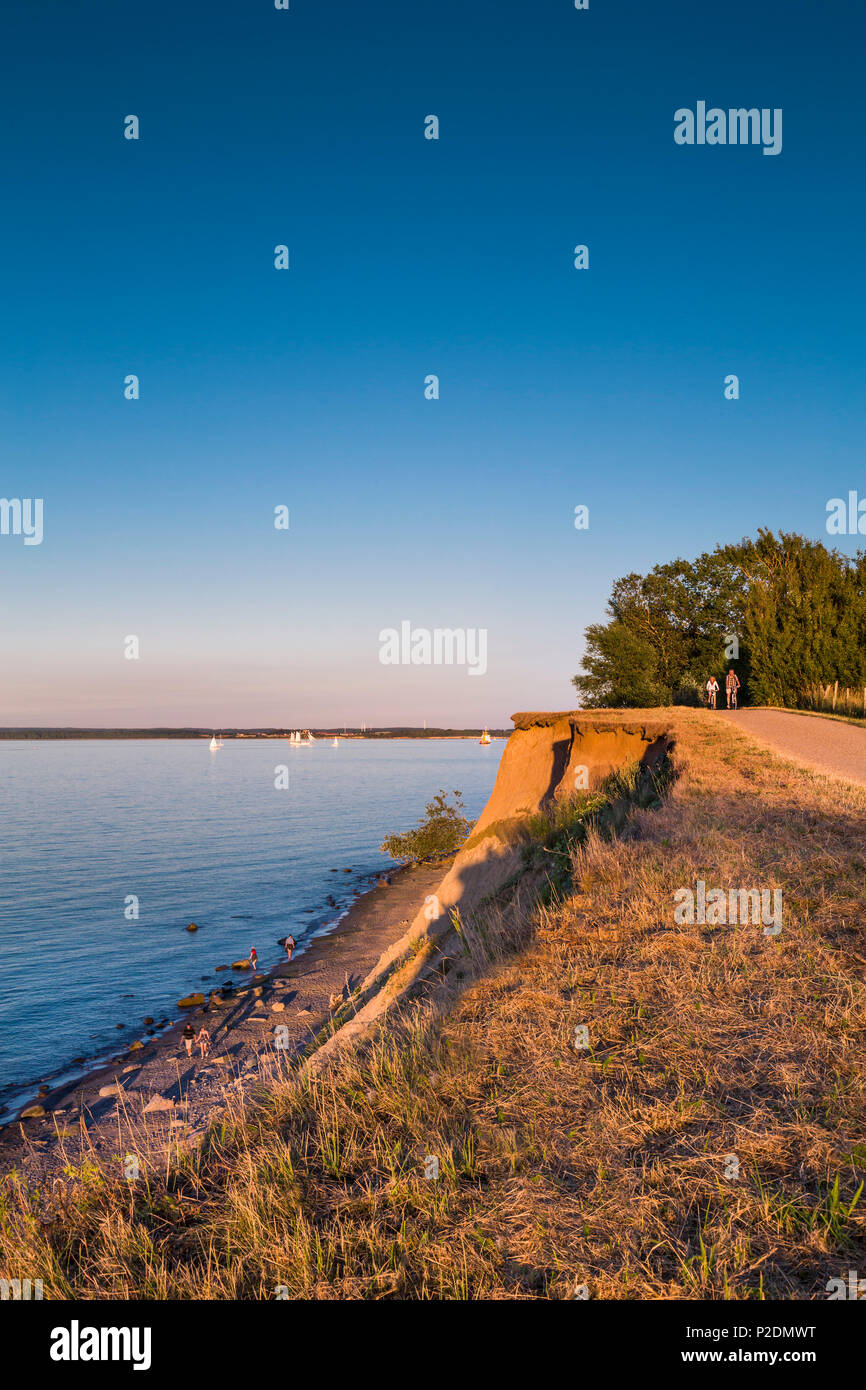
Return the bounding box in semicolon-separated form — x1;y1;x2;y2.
706;675;720;709
725;668;740;709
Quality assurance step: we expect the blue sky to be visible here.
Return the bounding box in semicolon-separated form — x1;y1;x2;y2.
2;0;864;726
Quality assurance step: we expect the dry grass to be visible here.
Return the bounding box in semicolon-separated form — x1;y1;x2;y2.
1;710;864;1299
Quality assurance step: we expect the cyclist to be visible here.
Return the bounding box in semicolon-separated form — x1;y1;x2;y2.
706;675;720;710
725;668;741;709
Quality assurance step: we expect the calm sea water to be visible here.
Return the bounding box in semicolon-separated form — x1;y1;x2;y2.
0;738;503;1115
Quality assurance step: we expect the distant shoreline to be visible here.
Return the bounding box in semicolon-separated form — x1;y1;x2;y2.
0;729;513;740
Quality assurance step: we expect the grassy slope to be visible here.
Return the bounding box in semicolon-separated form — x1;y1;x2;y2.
2;709;864;1299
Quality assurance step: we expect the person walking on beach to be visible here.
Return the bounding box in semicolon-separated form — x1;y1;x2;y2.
196;1025;211;1058
182;1022;195;1058
284;934;296;963
249;946;258;973
725;668;741;709
706;675;720;710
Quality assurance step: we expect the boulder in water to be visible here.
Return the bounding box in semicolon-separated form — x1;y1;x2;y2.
177;993;206;1008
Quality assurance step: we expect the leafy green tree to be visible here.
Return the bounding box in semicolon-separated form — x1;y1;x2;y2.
574;529;866;711
380;789;471;863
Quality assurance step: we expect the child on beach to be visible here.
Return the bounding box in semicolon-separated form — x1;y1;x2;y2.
285;935;296;963
196;1026;211;1058
249;946;258;972
182;1022;195;1058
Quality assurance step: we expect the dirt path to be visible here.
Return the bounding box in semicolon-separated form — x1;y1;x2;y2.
720;708;866;787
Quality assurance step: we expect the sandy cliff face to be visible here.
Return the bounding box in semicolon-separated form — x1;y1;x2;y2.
306;711;673;1070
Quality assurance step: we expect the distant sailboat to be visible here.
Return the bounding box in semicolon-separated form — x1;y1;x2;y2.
479;728;491;745
210;733;223;751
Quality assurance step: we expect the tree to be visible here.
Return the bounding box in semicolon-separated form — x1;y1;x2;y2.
380;789;471;864
574;530;866;711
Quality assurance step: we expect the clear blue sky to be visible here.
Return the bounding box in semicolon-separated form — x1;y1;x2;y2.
2;0;864;726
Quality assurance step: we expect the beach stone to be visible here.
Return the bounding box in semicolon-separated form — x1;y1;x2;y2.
231;960;251;970
178;993;206;1008
38;1086;49;1098
21;1105;46;1119
214;965;229;972
122;1065;139;1075
143;1095;175;1113
98;1084;124;1098
253;986;263;997
128;1040;144;1051
186;923;199;932
143;1017;154;1026
71;1056;85;1064
212;1056;230;1066
271;1001;285;1012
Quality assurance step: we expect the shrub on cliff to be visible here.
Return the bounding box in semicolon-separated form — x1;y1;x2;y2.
380;789;470;864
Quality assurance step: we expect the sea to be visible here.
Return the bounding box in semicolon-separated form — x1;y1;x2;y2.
0;737;504;1117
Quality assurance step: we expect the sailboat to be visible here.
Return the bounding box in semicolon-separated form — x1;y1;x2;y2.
210;732;224;751
479;728;491;745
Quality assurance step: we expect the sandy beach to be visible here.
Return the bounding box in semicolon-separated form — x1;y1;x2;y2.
0;859;449;1185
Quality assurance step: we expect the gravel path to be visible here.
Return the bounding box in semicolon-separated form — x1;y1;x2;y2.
720;708;866;787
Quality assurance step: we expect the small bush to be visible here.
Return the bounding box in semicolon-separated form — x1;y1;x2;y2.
380;789;471;864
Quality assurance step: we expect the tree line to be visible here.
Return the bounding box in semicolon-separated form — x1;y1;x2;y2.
573;529;866;712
